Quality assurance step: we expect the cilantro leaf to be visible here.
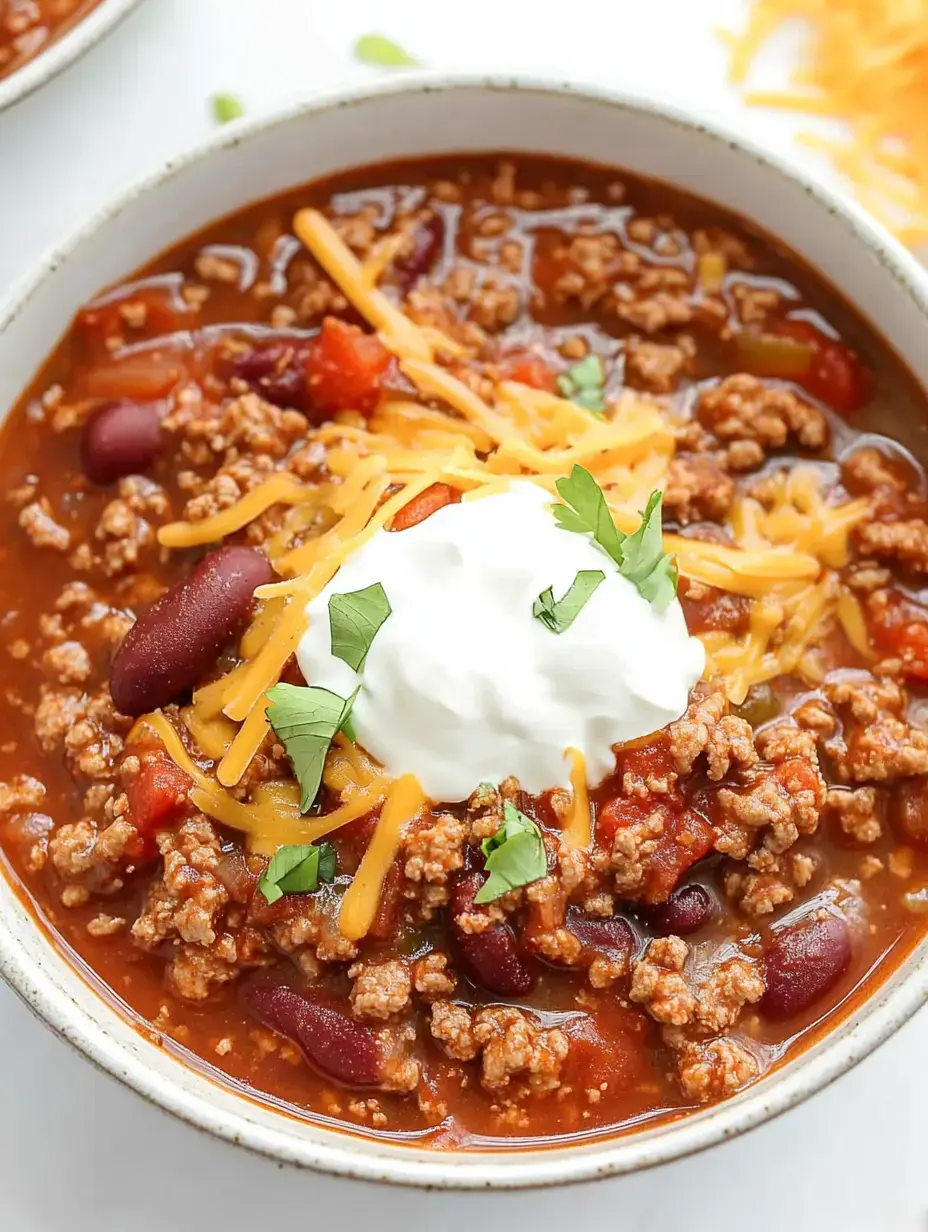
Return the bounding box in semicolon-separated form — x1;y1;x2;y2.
533;569;605;633
550;467;678;610
258;841;337;905
553;465;626;567
329;582;392;672
266;683;358;812
618;490;679;611
354;33;421;67
211;93;245;124
557;354;606;417
474;803;547;904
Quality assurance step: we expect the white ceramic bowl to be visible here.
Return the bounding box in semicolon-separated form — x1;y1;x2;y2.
2;74;928;1189
0;0;142;114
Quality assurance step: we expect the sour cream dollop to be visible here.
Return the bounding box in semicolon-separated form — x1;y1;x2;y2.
296;481;704;801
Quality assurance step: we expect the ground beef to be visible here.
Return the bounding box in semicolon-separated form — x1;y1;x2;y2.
856;518;928;574
0;775;46;813
713;719;827;881
624;336;694;393
412;952;457;1003
825;786;883;844
630;937;765;1036
430;1002;569;1094
167;934;240;1002
131;817;228;950
258;891;359;967
663;454;734;525
19;499;70;551
348;959;412;1021
629;936;695;1025
697;374;828;454
403;813;467;887
824;673;928;782
665;1029;760;1102
667;687;758;780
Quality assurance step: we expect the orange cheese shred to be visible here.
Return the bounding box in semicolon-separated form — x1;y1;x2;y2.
338;774;424;941
725;0;928;243
158;474;312;549
562;748;592;849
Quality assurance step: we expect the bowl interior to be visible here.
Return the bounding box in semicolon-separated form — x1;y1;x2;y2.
2;77;927;1188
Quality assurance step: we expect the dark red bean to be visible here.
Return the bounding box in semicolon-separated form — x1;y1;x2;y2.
393;214;445;296
243;983;381;1086
893;779;928;847
109;545;272;716
80;400;163;485
567;911;637;961
761;913;852;1020
450;872;534;997
230;342;310;412
651;884;715;936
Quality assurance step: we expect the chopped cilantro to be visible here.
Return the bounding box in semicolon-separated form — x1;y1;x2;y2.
533;569;605;633
474;803;547;904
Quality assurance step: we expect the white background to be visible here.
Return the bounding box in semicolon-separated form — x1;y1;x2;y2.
0;1;925;1228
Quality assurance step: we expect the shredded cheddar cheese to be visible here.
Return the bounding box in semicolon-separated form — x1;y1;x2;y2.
158;474;313;549
338;774;424;941
724;0;928;243
562;748;592;849
293;208;434;361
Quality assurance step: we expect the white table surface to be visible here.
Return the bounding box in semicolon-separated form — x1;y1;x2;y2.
1;1;925;1227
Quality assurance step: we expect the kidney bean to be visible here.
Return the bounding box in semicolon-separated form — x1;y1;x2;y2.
761;912;852;1020
893;779;928;847
230;342;310;412
450;871;534;997
243;983;381;1086
109;545;272;716
567;911;637;961
80;400;163;485
650;883;716;936
392;214;445;296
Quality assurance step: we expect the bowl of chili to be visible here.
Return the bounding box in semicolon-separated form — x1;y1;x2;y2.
0;0;143;113
2;74;928;1188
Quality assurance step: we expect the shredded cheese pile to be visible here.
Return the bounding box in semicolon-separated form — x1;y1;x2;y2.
143;207;873;933
723;0;928;244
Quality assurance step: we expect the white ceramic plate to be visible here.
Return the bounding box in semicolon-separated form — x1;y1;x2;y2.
2;74;928;1189
0;0;142;114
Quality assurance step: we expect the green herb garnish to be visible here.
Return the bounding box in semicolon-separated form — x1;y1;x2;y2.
557;354;607;416
258;842;337;905
329;582;392;672
551;466;678;611
354;33;421;67
266;683;358;813
533;569;605;633
211;93;245;124
616;490;679;608
474;803;547;904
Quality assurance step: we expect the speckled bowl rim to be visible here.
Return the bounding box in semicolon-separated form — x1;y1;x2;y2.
2;73;928;1190
0;0;143;114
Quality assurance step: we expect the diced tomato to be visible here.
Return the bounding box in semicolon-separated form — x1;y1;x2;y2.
390;481;460;531
868;592;928;681
500;350;557;392
303;317;394;416
596;796;714;903
125;755;191;859
773;319;871;415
